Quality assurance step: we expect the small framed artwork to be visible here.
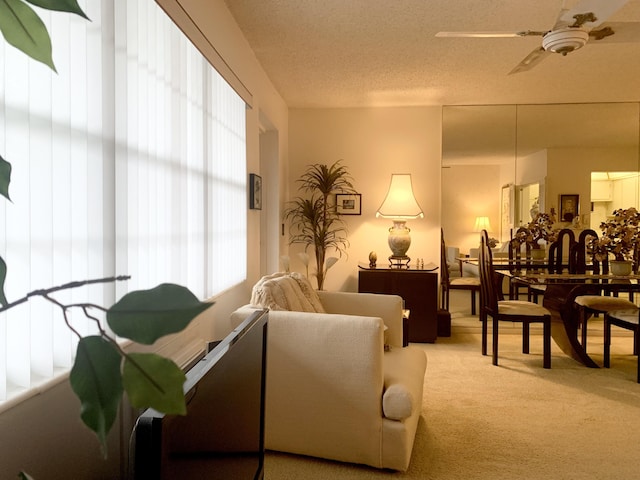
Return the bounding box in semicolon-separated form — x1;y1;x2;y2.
249;173;262;210
336;193;361;215
559;194;579;222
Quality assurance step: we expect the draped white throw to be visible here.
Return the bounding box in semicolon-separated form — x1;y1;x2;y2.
0;0;247;404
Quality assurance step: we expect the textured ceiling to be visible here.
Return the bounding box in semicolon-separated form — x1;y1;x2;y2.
224;0;640;108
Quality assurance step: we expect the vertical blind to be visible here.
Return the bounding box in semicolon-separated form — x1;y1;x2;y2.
0;0;247;405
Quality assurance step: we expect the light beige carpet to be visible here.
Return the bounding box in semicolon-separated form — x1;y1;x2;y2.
265;304;640;479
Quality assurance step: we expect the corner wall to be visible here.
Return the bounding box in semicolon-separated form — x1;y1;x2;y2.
287;107;442;292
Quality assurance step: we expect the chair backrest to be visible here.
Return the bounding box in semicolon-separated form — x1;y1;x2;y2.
440;228;450;286
570;229;607;274
508;227;532;273
547;228;576;274
479;229;499;314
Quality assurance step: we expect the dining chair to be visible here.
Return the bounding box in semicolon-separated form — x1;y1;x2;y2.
440;229;481;315
571;229;636;353
478;229;551;368
603;308;640;383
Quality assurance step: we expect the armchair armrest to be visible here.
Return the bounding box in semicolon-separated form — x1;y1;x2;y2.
317;291;404;347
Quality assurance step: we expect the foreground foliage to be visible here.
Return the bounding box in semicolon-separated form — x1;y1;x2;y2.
0;0;213;458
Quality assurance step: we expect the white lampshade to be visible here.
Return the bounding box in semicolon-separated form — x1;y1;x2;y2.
473;216;492;232
376;174;424;219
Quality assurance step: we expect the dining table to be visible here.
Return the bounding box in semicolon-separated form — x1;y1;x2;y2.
506;272;640;367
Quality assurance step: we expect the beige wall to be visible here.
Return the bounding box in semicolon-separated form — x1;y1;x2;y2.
1;1;289;478
287;107;442;292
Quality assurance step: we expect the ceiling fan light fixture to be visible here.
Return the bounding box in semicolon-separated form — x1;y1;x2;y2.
542;28;589;55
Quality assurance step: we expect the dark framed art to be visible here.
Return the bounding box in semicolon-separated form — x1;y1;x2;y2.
336;193;361;215
559;194;579;222
249;173;262;210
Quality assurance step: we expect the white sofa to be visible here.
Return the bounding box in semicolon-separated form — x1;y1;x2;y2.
230;273;427;471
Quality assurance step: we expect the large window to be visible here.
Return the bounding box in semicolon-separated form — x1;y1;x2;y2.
0;0;247;404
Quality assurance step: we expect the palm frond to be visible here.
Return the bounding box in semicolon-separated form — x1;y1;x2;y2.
284;160;356;289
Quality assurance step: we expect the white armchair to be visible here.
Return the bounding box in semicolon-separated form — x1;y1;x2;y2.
230;273;427;471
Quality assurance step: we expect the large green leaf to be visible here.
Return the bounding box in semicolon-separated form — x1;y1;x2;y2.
0;0;55;71
24;0;88;19
69;336;123;453
123;352;187;415
0;256;7;306
0;154;11;201
107;283;212;345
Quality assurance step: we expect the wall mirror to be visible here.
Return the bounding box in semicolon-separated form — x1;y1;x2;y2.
442;103;640;254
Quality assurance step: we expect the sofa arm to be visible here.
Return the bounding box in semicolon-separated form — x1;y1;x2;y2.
317;291;404;348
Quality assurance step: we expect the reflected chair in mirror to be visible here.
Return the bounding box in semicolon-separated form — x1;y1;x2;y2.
507;227;551;302
528;229;578;303
571;229;636;353
440;229;480;315
479;229;551;368
603;308;640;383
507;228;532;300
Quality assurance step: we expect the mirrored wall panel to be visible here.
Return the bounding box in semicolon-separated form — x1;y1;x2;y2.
442;103;640;254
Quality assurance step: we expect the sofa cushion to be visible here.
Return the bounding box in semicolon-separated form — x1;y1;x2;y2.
250;272;324;313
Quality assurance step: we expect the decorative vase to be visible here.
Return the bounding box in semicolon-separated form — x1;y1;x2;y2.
388;220;411;258
530;247;545;260
610;260;633;276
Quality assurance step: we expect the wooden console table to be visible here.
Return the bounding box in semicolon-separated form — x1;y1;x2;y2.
358;265;438;343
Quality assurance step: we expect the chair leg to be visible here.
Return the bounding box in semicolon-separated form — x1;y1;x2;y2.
522;322;530;354
492;317;499;366
580;307;589;352
481;311;487;356
603;316;611;368
471;290;476;316
636;334;640;383
543;319;551;369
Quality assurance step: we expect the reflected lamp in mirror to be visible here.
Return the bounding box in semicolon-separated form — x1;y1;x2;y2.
473;216;493;233
376;174;424;268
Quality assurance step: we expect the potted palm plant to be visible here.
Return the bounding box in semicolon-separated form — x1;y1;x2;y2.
284;161;356;290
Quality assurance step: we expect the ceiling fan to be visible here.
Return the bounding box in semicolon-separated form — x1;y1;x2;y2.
435;0;639;74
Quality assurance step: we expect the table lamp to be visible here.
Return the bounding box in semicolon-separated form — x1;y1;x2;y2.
376;173;423;268
473;216;492;233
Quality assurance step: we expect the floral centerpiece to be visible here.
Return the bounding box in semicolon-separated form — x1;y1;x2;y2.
590;208;640;262
514;212;557;250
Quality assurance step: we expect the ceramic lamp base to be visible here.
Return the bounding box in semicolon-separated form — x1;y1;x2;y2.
388;220;411;257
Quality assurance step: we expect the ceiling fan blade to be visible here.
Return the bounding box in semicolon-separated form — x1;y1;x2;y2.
435;31;542;38
508;47;551;75
552;0;572;30
588;22;640;43
557;0;629;30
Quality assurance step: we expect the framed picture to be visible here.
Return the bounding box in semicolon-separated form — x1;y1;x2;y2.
336;193;361;215
559;194;579;222
249;173;262;210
